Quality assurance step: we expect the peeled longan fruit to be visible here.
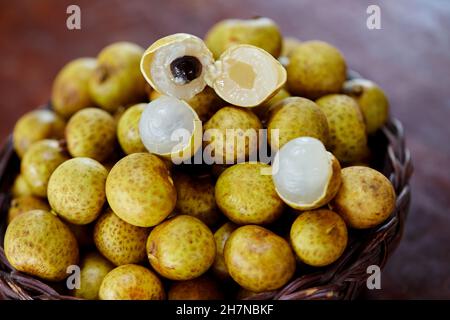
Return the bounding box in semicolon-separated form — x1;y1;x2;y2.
7;196;50;224
106;153;176;227
287;41;346;99
343;79;389;134
331;166;396;229
73;252;114;300
224;225;296;293
47;157;108;225
13;109;65;158
21;139;69;197
66;108;117;162
267;97;329;150
99;264;165;300
168;275;224;300
316;94;369;164
203;106;262;164
94;209;150;266
4;210;79;281
146;215;216;281
205;17;282;59
212;222;237;280
139;96;202;163
51;58;97;119
173;172;221;227
290;209;348;267
215;162;284;225
272;137;341;210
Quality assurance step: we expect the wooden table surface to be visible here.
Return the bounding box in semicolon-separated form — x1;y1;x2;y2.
1;0;449;299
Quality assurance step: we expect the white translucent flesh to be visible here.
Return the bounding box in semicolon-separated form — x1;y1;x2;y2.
272;137;332;206
150;38;214;100
213;46;280;106
139;96;196;155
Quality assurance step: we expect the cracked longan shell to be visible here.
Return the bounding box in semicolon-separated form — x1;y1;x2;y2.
224;225;296;293
146;215;216;281
94;209;150;266
290;209;348;267
331;166;396;229
99;264;165;300
4;210;79;281
215;162;284;225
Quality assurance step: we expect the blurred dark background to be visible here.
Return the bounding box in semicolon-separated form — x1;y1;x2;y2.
0;0;449;299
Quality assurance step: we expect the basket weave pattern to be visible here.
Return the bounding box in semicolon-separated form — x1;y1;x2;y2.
0;118;412;300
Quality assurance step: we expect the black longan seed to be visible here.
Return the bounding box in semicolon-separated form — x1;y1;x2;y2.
170;56;202;85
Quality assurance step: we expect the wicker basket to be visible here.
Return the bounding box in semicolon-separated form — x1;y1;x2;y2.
0;110;412;300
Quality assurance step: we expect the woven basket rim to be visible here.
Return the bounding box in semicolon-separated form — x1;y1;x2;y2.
0;113;413;300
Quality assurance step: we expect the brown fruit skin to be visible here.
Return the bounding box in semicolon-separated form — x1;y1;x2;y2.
203;106;262;163
11;174;34;197
99;264;165;300
94;209;150;266
168;275;224;300
212;222;237;280
316;94;369;164
215;162;284;225
331;166;396;229
290;209;348;267
224;225;296;293
147;215;216;281
73;252;114;300
287;41;347;99
117;103;147;154
343;79;389;134
106;153;176;227
66;108;117;162
89;42;147;113
47;157;108;225
267;97;329;150
4;210;79;281
7;196;50;224
21;140;69;197
51;58;97;119
13;110;65;158
173;172;221;227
